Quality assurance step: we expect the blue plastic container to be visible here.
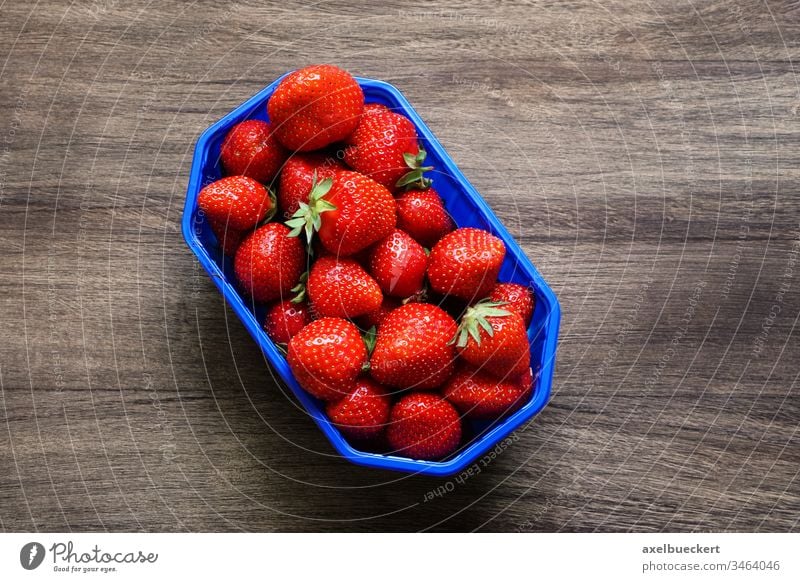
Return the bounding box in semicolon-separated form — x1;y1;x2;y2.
182;75;560;477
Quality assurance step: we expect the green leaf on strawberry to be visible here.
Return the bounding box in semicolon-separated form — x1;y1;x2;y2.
395;147;433;190
290;271;308;304
363;326;378;356
452;299;512;348
285;170;336;247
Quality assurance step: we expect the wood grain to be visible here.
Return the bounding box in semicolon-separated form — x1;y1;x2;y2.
0;0;798;532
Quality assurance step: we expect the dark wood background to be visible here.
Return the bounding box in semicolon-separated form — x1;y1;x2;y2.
1;0;798;532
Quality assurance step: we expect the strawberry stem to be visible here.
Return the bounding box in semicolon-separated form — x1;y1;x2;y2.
362;325;377;356
290;272;308;304
395;147;433;190
285;170;336;248
452;299;512;348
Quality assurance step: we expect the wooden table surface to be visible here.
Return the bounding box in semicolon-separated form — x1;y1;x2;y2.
1;0;798;532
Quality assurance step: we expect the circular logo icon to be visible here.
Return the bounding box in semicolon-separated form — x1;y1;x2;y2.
20;542;45;570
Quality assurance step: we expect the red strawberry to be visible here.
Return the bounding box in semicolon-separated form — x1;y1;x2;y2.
386;393;462;460
263;299;312;344
198;175;276;231
368;229;428;298
220;119;287;184
370;303;457;389
286;170;396;256
208;218;244;257
443;366;532;420
427;227;506;302
307;256;383;319
455;299;531;379
362;103;392;117
268;64;363;152
234;223;305;303
287;318;368;401
326;378;391;442
344;110;432;191
357;297;400;331
277;152;345;220
395;188;453;248
488;283;535;326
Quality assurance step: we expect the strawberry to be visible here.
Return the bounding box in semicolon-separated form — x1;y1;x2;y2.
370;303;457;389
357;297;400;331
395;188;453;248
234;223;305;303
287;318;368;401
286;170;396;256
443;366;532;419
198;175;276;231
307;256;383;319
368;229;428;298
220;119;287;184
427;227;506;302
455;299;531;379
263;299;312;344
344;110;432;191
208;218;244;257
268;64;363;152
386;393;462;460
277;152;345;220
488;282;535;326
326;378;391;442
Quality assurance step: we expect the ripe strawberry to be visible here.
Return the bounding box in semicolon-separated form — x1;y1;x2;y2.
208;218;244;257
443;366;532;420
395;188;453;248
286;170;396;256
344;110;431;191
326;378;391;442
455;299;531;379
263;299;312;344
307;256;383;319
386;393;462;460
427;227;506;302
277;152;345;220
268;64;363;152
234;223;305;303
220;119;287;184
198;175;276;230
368;229;428;298
357;297;400;331
287;317;367;401
370;303;457;389
488;282;535;326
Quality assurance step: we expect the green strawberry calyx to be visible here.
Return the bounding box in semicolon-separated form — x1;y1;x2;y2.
452;299;512;348
285;171;336;247
363;326;377;355
361;326;377;372
289;271;308;304
395;147;433;190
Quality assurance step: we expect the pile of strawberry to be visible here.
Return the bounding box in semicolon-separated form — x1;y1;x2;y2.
197;65;535;461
